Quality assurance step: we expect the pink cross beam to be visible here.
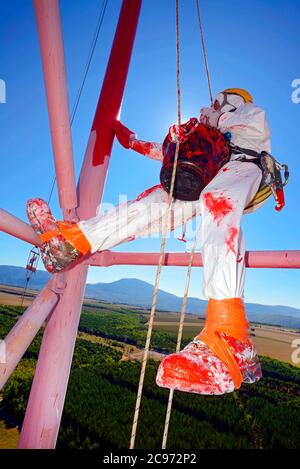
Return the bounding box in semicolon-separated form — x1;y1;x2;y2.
0;208;41;246
89;249;300;269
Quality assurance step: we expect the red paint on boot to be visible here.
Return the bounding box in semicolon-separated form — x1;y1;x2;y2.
156;345;232;395
156;334;262;395
203;192;233;226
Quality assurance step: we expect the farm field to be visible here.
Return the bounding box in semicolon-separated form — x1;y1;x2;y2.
0;285;299;365
0;301;300;449
0;420;19;450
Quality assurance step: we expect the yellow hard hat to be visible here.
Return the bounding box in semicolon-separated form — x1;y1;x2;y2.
223;88;253;103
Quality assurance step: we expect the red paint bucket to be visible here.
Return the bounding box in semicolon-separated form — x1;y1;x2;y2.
160;122;231;201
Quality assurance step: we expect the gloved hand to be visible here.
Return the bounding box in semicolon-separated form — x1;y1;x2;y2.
168;124;187;143
200;107;222;128
114;120;136;149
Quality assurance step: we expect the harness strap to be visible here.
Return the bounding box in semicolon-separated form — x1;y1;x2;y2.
231;144;261;160
198;298;249;389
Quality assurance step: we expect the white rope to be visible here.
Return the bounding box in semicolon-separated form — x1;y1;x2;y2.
162;0;212;449
129;0;182;450
130;0;212;449
161;235;198;449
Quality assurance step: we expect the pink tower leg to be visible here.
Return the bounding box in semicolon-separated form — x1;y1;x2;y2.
18;265;88;448
18;0;142;449
0;282;58;391
33;0;77;214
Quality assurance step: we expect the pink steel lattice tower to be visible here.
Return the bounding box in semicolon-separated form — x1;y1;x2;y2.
1;0;142;449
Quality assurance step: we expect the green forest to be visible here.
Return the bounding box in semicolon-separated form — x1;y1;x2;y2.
0;304;300;449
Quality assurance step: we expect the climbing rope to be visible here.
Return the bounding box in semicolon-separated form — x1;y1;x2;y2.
129;0;182;450
130;0;214;449
160;1;214;448
20;0;109;305
161;234;198;448
195;0;213;104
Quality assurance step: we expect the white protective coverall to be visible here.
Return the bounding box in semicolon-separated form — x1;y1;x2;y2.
78;102;271;300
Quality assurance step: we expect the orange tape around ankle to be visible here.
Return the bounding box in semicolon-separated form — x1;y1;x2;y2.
199;298;249;389
40;221;91;256
40;230;60;243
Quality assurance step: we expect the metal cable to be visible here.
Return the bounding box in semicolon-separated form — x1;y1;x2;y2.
46;0;109;205
196;0;213;104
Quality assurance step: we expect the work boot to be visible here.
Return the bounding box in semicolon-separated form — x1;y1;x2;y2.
156;298;262;395
26;198;91;273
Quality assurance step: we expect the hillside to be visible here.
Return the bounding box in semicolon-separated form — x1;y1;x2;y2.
0;265;300;328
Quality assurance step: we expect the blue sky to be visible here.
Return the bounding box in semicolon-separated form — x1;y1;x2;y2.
0;0;299;308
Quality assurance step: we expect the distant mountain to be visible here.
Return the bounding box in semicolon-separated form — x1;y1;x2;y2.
0;265;51;290
86;278;208;314
0;265;299;328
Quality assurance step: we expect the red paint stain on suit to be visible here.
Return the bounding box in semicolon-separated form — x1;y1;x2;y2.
132;140;152;155
136;184;162;201
226;226;239;255
203;192;233;226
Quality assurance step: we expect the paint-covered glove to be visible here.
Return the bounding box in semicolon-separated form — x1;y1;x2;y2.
168;124;187;143
114;120;136;149
200;107;222;128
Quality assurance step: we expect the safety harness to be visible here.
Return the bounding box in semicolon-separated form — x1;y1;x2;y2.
231;145;289;212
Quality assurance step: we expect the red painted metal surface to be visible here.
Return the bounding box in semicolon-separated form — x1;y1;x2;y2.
34;0;77;212
90;0;141;167
89;250;300;269
18;0;142;449
78;0;142;217
0;208;41;246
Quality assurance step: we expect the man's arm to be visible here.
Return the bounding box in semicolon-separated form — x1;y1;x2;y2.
200;103;271;152
114;121;163;161
130;139;163;161
218;104;272;152
218;104;267;134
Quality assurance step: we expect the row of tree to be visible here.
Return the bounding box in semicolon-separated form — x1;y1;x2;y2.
0;305;300;448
